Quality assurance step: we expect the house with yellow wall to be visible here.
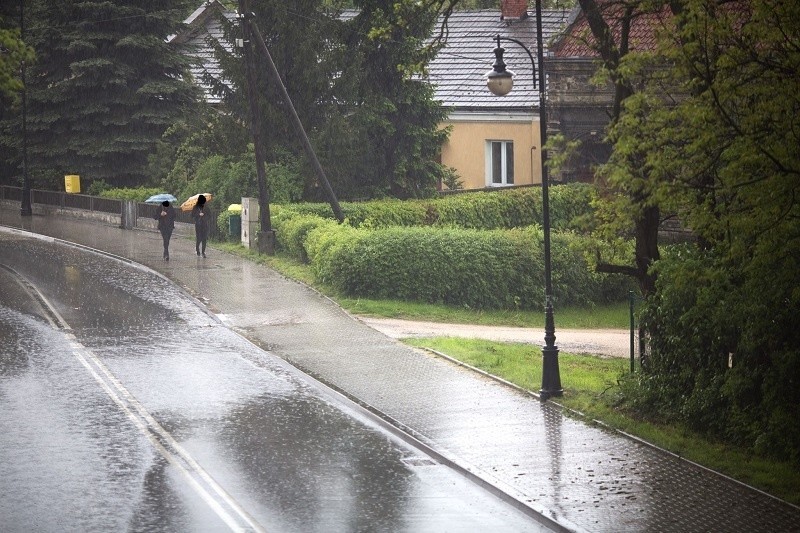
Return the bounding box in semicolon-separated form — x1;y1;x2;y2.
427;3;569;190
173;1;570;192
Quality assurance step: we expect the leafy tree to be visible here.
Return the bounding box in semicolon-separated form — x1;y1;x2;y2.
2;0;200;188
605;0;800;461
573;0;668;296
152;101;251;193
337;0;458;198
205;1;349;199
0;12;33;100
0;3;35;183
205;0;459;201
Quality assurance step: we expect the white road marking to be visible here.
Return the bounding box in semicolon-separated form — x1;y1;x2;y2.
4;263;266;532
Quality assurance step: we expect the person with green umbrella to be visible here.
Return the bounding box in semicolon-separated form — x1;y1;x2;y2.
154;200;176;261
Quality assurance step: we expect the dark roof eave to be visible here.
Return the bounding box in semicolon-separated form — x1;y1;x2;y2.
447;105;539;114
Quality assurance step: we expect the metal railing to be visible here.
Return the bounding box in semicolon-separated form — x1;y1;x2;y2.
1;185;219;238
5;185;123;214
1;186;22;202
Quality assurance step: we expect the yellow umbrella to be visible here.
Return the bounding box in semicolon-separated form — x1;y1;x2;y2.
180;193;213;212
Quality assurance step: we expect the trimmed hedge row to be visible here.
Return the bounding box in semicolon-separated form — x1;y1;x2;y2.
273;214;632;309
273;183;598;232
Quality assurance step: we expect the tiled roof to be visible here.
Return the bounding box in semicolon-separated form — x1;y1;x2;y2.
172;4;570;110
550;2;673;58
428;9;571;111
169;1;236;105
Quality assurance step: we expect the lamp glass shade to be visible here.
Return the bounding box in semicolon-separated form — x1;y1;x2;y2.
486;70;514;96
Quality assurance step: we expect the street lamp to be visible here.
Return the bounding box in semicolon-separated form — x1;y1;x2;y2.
486;9;562;400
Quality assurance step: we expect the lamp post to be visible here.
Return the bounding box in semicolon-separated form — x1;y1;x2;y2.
486;7;562;400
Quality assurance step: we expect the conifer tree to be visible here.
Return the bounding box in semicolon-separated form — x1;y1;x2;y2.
11;0;198;187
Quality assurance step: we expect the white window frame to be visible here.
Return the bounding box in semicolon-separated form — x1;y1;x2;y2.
485;140;515;186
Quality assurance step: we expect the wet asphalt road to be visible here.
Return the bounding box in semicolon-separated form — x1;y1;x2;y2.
0;232;549;532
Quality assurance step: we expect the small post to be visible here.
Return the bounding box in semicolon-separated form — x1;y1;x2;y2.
629;290;635;373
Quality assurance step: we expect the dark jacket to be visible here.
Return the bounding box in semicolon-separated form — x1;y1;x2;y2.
154;206;176;232
191;205;209;237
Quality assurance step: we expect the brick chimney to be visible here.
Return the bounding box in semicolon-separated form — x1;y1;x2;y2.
500;0;528;20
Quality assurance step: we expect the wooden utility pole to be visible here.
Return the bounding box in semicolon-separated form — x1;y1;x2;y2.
244;11;344;223
238;0;275;254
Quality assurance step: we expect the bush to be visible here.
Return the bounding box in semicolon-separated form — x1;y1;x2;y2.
341;200;430;228
274;200;429;229
217;210;244;241
432;189;539;229
549;182;598;232
274;214;337;263
304;223;364;285
633;245;800;464
274;183;598;232
86;179;112;196
300;225;630;309
99;187;163;202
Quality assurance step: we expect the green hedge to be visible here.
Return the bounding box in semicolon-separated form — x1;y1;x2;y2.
99;187;163;202
432;188;538;229
274;214;338;263
269;185;626;309
274;200;429;228
274;183;598;232
298;223;631;309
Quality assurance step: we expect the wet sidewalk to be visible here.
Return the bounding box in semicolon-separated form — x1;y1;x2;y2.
2;209;799;533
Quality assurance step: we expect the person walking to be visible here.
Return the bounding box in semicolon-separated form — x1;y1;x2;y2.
154;200;176;261
191;194;209;257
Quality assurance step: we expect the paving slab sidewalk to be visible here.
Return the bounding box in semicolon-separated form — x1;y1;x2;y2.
2;209;799;533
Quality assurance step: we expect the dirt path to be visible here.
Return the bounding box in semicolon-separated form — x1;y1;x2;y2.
358;317;631;359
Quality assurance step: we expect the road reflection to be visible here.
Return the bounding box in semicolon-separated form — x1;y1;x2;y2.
0;231;548;532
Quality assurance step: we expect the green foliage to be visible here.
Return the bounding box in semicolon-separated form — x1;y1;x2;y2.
263;147;306;204
275;184;599;231
433;185;599;231
274;214;338;263
549;182;599;232
207;0;455;200
332;227;539;308
85;179;112;196
429;185;597;230
440;167;463;190
433;189;539;229
99;186;162;202
156;110;252;193
593;0;800;464
304;222;364;284
167;145;305;211
294;224;631;309
0;5;34;180
0;24;34;100
216;209;244;241
4;0;200;186
631;242;800;464
268;185;625;310
341;200;430;228
317;0;455;198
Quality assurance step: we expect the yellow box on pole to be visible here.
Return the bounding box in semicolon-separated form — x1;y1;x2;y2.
64;175;81;193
